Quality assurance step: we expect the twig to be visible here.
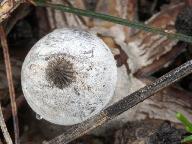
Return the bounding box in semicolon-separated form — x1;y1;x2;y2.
34;1;192;44
44;60;192;144
3;95;26;121
0;103;13;144
4;3;32;34
0;0;23;23
150;0;158;14
0;25;20;144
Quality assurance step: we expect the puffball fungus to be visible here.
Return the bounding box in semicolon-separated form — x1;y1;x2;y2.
21;28;117;125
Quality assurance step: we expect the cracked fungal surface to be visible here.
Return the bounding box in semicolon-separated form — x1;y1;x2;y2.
21;28;117;125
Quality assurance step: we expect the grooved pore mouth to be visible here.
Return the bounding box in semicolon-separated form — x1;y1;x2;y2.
45;55;76;89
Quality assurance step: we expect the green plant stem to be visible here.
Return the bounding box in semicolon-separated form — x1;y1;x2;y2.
34;1;192;44
182;135;192;143
176;112;192;133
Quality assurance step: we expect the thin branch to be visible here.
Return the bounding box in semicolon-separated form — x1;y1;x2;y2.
33;1;192;44
3;95;25;122
5;3;32;34
44;60;192;144
0;103;13;144
0;25;20;144
0;0;22;23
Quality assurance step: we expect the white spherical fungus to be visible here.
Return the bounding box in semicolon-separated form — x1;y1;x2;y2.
21;28;117;125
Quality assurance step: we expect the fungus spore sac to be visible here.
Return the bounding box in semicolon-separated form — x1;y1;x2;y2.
21;28;117;125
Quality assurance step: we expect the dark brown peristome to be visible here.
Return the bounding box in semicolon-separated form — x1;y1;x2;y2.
45;56;76;89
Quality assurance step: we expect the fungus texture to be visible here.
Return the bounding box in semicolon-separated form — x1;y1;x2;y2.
21;28;117;125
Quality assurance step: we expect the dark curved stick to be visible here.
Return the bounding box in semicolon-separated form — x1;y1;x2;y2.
44;60;192;144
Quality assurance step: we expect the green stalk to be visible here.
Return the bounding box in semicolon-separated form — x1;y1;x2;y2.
182;135;192;143
176;112;192;133
34;0;192;43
